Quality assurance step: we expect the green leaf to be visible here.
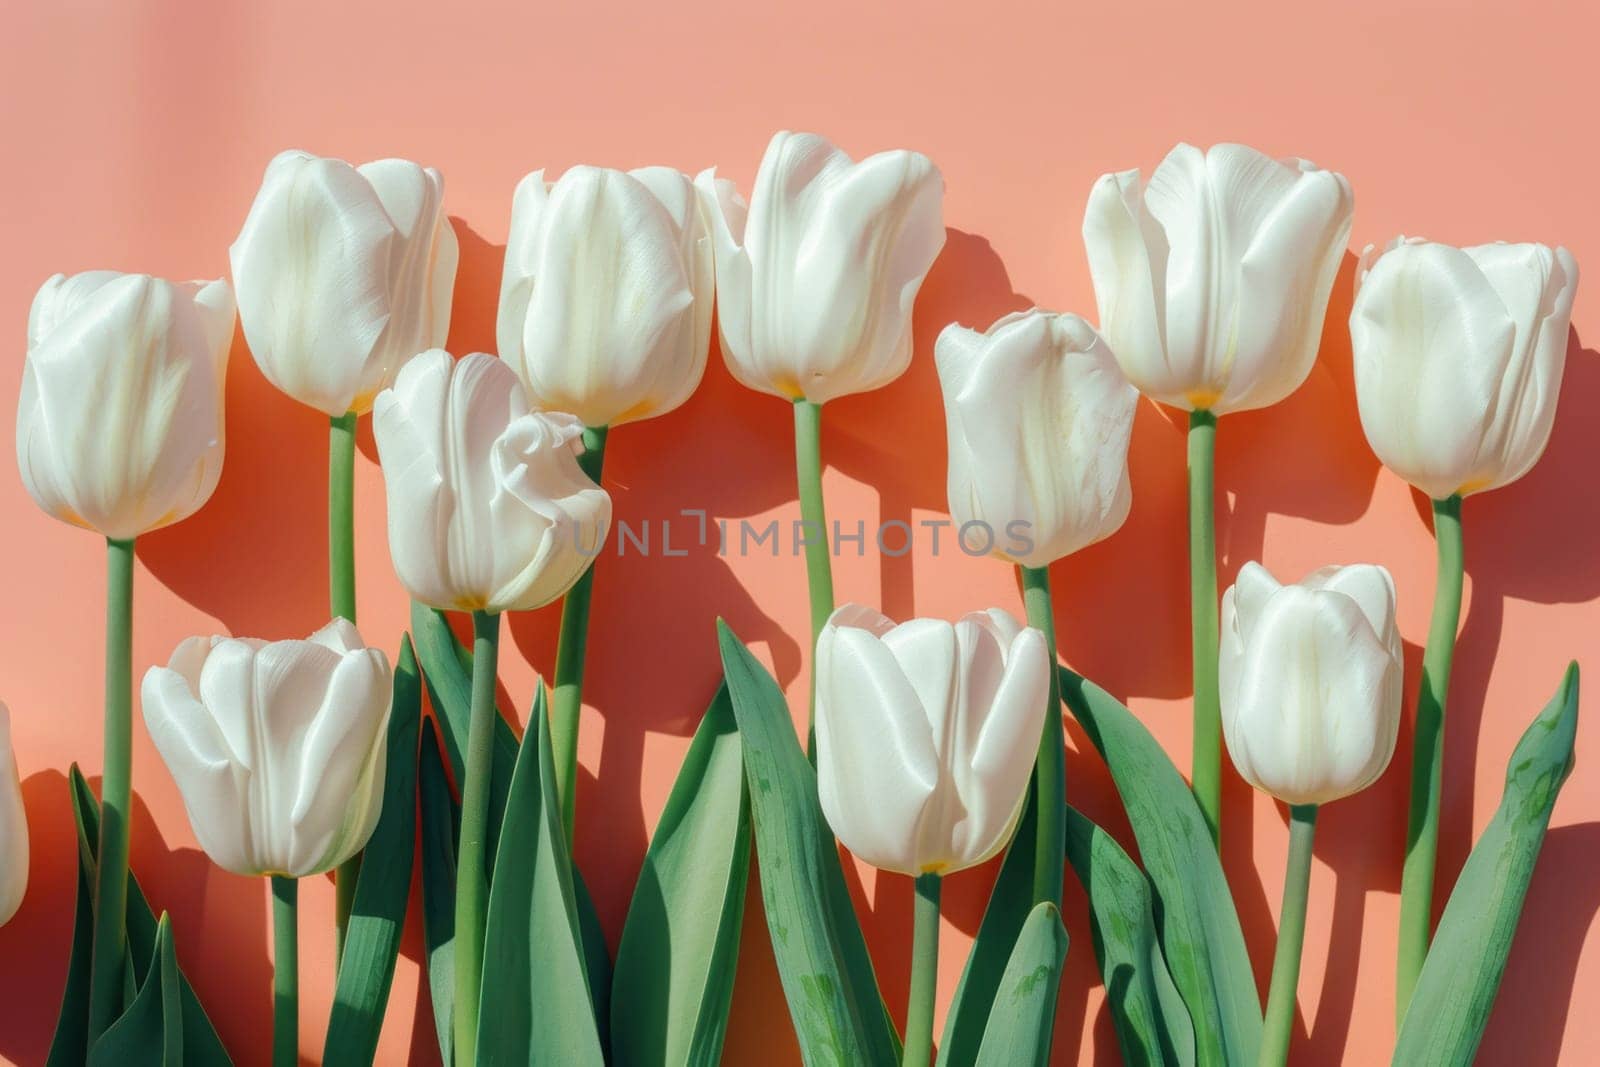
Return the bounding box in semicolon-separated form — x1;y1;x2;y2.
476;688;604;1064
574;868;614;1059
414;602;613;1040
324;635;423;1066
716;620;900;1067
938;786;1038;1067
1060;668;1261;1067
1393;663;1581;1067
611;684;751;1066
54;767;232;1066
1063;805;1195;1067
46;769;98;1067
88;912;183;1067
972;902;1069;1067
411;601;518;866
418;722;460;1067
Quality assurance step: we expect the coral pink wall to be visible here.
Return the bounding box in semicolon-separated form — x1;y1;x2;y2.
2;1;1596;1063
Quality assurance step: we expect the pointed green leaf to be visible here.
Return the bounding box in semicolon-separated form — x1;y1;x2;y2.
418;722;460;1067
88;912;183;1067
939;786;1039;1066
1064;805;1195;1067
477;688;604;1064
972;902;1069;1067
716;620;899;1067
1060;668;1261;1067
46;768;97;1067
324;635;423;1066
1393;663;1580;1066
612;684;751;1066
574;867;614;1059
54;767;232;1066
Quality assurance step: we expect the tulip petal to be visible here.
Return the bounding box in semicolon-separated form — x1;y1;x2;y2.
694;169;754;386
1083;169;1171;402
356;160;454;408
960;622;1050;866
1462;243;1579;491
1351;242;1517;499
230;151;397;416
19;273;224;538
289;648;392;874
1224;161;1353;413
0;705;29;925
142;661;255;875
506;167;697;427
1220;582;1400;805
815;620;940;874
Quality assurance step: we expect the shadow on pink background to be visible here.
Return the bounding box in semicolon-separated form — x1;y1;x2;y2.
2;2;1597;1064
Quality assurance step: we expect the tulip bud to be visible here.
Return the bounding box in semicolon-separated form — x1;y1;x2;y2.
1083;142;1354;414
1220;563;1403;806
0;703;27;926
498;165;713;428
141;620;392;878
695;131;945;404
373;350;611;614
16;271;234;540
230;150;458;417
1350;238;1579;499
936;310;1137;568
815;605;1050;876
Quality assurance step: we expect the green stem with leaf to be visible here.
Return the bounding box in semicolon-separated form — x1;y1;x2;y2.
1019;565;1064;909
794;399;834;760
902;872;943;1067
1188;409;1222;846
1259;804;1318;1067
87;536;135;1040
272;876;299;1067
454;609;502;1064
551;424;608;843
1396;494;1465;1019
330;410;360;959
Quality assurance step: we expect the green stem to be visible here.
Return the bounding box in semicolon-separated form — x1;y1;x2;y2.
1258;804;1318;1067
454;609;502;1065
794;399;834;761
88;536;135;1039
552;424;608;844
1188;409;1222;847
902;873;942;1067
1019;565;1064;909
271;876;299;1067
329;410;360;961
1396;494;1465;1021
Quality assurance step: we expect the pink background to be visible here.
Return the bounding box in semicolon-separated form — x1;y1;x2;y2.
1;1;1596;1063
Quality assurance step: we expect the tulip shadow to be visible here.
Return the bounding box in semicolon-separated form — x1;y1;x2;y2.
0;770;271;1066
137;325;331;640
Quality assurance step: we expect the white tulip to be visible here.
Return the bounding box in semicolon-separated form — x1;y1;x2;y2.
1350;238;1579;500
230;150;458;417
695;131;945;404
16;271;234;540
498;165;713;428
815;605;1050;876
1220;563;1403;806
1083;142;1354;414
0;703;27;926
141;619;392;878
373;350;611;614
937;310;1138;568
